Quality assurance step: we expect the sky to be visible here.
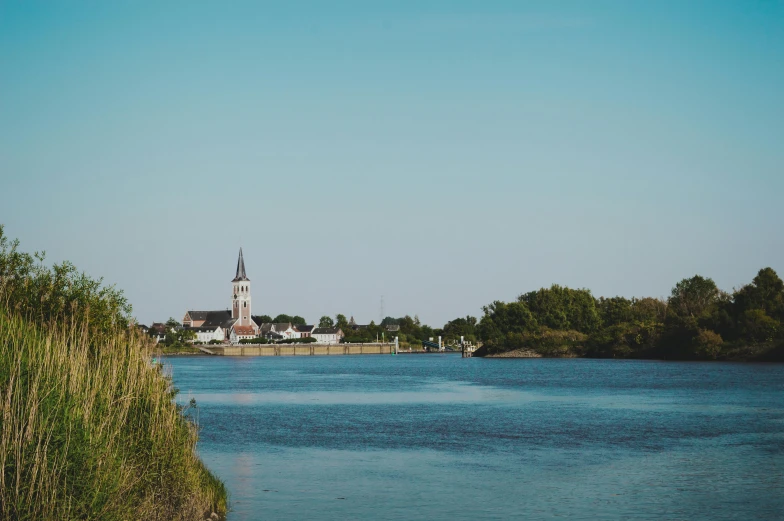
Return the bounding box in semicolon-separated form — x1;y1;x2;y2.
1;0;782;327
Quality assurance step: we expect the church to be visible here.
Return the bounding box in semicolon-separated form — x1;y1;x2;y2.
182;249;259;343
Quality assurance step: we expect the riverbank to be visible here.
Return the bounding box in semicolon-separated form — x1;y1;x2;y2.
473;342;784;362
0;310;227;520
483;348;543;358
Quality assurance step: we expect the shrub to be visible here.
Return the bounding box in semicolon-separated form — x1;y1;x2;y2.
740;309;779;343
694;328;724;359
277;337;317;344
341;336;373;343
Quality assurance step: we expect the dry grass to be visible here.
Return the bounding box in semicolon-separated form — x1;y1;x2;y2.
0;309;227;521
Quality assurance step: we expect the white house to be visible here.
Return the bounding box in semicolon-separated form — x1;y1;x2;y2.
272;323;297;339
191;325;225;344
312;327;344;344
295;325;315;338
230;325;256;344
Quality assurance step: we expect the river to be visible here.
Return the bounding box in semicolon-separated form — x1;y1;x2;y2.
165;354;784;520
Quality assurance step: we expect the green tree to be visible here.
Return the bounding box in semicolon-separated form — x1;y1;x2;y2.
163;327;196;347
668;275;719;319
631;297;668;323
734;267;784;321
273;314;292;323
478;301;538;342
519;285;601;333
694;328;723;360
442;316;478;342
739;309;779;343
335;314;349;331
254;314;272;324
0;225;131;337
319;315;334;328
290;315;306;325
597;297;633;327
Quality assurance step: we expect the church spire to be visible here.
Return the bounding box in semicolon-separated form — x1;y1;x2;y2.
233;248;249;282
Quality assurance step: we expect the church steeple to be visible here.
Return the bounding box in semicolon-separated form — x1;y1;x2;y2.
233;248;249;282
231;248;251;325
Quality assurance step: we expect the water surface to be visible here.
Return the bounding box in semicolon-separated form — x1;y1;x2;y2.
166;355;784;520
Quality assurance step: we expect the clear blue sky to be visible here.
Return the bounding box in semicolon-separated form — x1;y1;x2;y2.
1;1;782;327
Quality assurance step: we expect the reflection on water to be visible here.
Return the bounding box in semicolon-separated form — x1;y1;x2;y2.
166;355;784;521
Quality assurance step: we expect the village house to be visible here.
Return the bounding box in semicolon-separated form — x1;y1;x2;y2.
229;325;256;344
296;324;315;338
272;323;297;339
312;327;344;344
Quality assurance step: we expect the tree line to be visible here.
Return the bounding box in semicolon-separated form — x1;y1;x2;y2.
468;268;783;360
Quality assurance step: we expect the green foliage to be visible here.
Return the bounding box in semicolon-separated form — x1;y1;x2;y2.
474;268;782;361
162;327;196;347
254;314;272;323
277;336;317;344
342;336;374;343
734;268;784;321
478;301;538;343
0;225;132;338
290;315;306;325
335;314;349;331
0;227;226;519
484;328;587;356
694;328;723;360
319;315;334;328
631;297;668;323
519;285;601;333
597;297;633;327
739;309;779;343
668;275;719;318
442;316;478;343
238;337;273;344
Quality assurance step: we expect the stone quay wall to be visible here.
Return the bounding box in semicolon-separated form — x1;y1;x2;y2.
207;343;395;356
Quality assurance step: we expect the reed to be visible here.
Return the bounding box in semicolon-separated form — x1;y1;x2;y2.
0;308;227;520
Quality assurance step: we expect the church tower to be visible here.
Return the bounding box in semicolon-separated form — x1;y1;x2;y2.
231;248;251;326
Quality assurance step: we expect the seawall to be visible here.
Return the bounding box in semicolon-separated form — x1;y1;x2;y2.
204;343;395;356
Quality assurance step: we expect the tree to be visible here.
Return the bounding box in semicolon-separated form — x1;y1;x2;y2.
739;309;779;343
335;314;349;331
290;315;306;325
0;225;131;337
273;314;292;324
631;297;667;323
442;316;478;341
668;275;719;319
478;301;538;342
318;315;334;328
597;297;633;327
165;317;179;328
734;267;784;321
519;285;600;333
694;328;723;360
163;326;196;346
254;314;272;324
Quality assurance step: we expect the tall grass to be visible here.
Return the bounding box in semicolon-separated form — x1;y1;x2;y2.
0;308;227;520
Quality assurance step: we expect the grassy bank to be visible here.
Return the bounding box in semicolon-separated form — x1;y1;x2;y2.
0;309;227;521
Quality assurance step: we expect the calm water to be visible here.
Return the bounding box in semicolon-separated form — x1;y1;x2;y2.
166;355;784;520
